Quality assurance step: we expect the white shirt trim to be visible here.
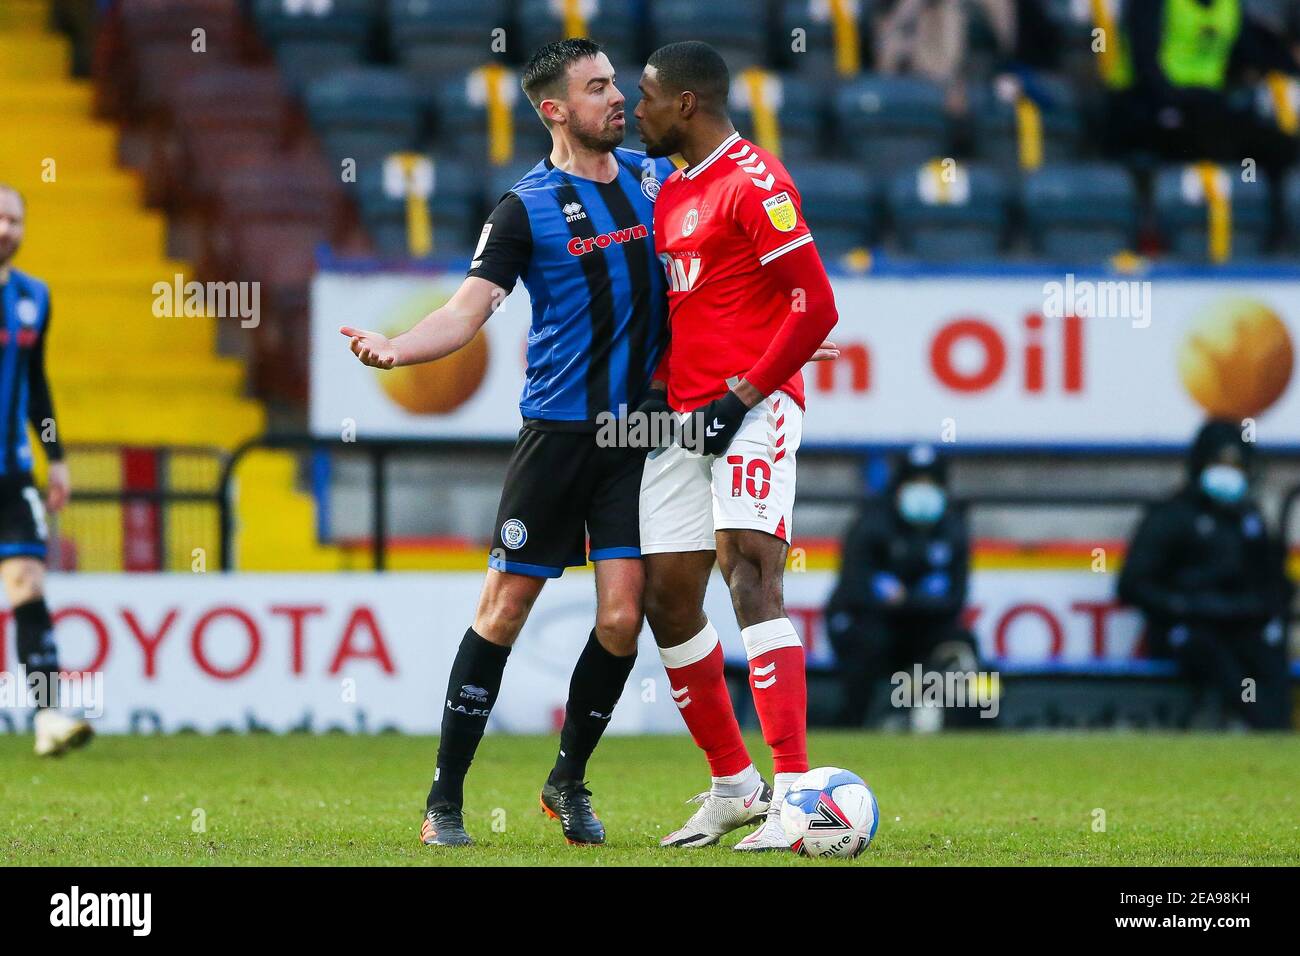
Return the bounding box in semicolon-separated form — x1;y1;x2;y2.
758;233;813;265
683;131;742;180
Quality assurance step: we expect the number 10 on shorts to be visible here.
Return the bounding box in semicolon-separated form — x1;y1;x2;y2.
726;455;771;499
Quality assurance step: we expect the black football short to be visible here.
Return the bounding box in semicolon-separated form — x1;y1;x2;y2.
0;474;48;561
488;424;644;578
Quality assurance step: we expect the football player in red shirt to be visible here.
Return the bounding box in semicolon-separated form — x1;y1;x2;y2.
634;42;840;851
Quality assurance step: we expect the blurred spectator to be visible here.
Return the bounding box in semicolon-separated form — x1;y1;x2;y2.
874;0;1059;114
825;445;978;728
1104;0;1299;174
1119;420;1294;730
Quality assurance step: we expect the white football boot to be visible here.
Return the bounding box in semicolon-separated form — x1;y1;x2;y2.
34;709;94;757
660;781;770;848
734;772;799;852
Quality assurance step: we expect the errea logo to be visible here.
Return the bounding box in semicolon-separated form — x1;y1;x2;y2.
562;201;586;222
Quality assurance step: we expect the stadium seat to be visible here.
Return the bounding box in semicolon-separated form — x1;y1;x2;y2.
776;0;873;83
728;71;822;161
1153;165;1273;261
887;161;1009;261
305;67;423;166
250;0;376;51
516;0;638;71
794;160;877;257
650;0;768;73
433;68;554;167
1283;167;1300;251
357;154;478;259
485;158;544;206
118;0;243;115
156;67;291;208
969;75;1084;171
387;0;512;83
833;75;950;173
273;39;366;96
1021;163;1137;261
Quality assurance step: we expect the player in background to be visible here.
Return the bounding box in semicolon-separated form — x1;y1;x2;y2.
342;40;676;847
633;43;840;850
0;185;88;757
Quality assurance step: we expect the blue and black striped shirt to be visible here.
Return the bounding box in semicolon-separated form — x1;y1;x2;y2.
467;147;673;428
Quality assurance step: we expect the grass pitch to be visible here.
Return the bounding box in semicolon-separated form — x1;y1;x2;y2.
2;732;1297;866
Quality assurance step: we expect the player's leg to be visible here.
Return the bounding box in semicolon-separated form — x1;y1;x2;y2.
710;391;809;850
422;427;586;847
0;477;90;757
540;557;641;844
640;441;768;847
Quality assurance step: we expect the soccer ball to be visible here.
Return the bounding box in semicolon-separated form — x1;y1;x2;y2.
780;767;879;858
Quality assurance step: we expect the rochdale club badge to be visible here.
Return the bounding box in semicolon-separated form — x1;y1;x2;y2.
501;518;527;550
641;176;660;201
762;191;797;232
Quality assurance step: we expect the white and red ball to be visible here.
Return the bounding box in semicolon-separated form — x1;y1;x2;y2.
780;767;879;858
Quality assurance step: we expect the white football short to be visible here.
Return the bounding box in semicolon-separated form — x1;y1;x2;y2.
639;390;802;553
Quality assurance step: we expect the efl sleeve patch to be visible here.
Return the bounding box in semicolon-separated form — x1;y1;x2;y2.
762;191;798;232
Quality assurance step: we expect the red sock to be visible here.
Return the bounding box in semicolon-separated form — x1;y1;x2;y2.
659;620;752;778
741;619;809;775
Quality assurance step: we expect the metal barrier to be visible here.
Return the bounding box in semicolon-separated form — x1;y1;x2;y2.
216;433;1300;576
50;444;226;571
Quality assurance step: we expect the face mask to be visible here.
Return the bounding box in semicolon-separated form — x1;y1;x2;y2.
898;482;946;524
1200;464;1247;505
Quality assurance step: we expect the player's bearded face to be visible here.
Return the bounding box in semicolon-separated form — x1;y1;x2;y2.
634;69;684;158
0;194;22;266
567;105;624;153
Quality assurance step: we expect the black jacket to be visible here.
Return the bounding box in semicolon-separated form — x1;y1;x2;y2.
1118;486;1291;630
829;497;970;621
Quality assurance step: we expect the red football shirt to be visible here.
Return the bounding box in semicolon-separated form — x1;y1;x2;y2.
654;132;815;411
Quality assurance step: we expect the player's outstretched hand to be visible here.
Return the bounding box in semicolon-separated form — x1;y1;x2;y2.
810;340;839;362
340;326;399;369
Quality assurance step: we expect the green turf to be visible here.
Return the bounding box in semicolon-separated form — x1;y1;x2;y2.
2;732;1297;865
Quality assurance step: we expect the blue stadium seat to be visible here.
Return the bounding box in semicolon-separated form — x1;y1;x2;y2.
485;159;543;206
387;0;512;82
357;154;478;259
776;0;873;80
833;75;950;173
1284;168;1300;251
1022;163;1137;261
969;75;1084;170
887;162;1009;261
274;40;365;96
650;0;768;73
305;68;423;165
516;0;639;72
728;72;822;161
793;160;877;257
433;69;554;166
251;0;376;50
1153;165;1272;261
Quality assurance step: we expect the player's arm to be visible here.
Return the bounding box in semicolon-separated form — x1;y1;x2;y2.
691;180;838;454
340;192;531;369
27;304;69;511
341;277;504;368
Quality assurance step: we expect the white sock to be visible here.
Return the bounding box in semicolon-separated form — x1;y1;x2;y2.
769;772;801;817
711;764;762;798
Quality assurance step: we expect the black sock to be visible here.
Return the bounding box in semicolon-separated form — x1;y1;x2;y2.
15;598;58;710
427;628;511;811
549;629;637;784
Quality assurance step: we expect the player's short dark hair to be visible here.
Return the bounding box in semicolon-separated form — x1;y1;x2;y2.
646;41;730;113
521;37;605;124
